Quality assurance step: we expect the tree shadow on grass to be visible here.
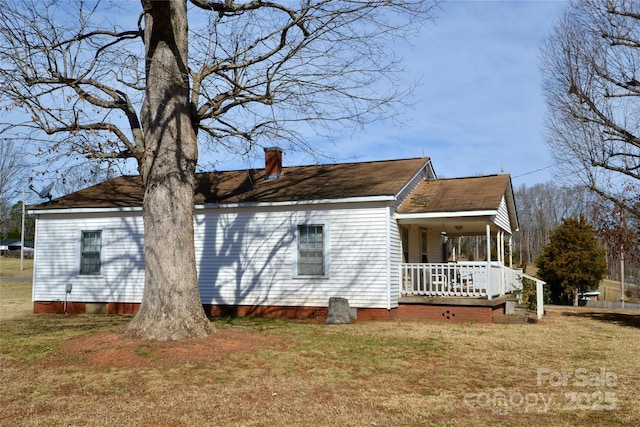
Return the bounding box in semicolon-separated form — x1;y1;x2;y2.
562;311;640;329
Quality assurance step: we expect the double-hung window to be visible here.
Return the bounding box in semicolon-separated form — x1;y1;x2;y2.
297;225;325;276
80;231;102;275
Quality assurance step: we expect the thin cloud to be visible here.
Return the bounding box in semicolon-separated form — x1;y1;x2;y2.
247;1;568;185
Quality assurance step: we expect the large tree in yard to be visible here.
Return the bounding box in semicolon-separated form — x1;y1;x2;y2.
541;0;640;222
536;216;607;306
0;0;438;340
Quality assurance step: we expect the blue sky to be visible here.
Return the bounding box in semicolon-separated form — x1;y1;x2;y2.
214;0;569;187
12;0;569;195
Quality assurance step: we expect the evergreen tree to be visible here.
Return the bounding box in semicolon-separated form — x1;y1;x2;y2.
0;201;34;241
536;215;607;306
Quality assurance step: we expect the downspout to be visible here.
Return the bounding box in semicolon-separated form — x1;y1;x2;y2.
508;234;513;268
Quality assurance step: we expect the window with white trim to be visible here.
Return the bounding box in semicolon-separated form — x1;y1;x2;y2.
80;231;102;275
297;225;325;276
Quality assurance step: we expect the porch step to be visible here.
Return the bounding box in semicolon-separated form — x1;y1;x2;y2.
492;310;539;325
493;314;525;324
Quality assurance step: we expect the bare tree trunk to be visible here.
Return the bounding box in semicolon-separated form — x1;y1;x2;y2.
1;0;440;340
123;0;212;340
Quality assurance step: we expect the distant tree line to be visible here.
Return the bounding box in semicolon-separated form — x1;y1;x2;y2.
512;182;639;286
513;183;595;266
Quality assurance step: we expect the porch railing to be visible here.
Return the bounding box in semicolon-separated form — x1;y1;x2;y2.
401;262;524;299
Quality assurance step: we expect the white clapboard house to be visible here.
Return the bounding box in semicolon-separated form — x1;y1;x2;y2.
29;149;531;322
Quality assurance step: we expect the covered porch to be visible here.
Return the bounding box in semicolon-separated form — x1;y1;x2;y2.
393;175;542;321
400;261;523;299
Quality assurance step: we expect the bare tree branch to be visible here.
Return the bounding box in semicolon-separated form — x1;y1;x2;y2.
0;0;440;339
542;0;640;220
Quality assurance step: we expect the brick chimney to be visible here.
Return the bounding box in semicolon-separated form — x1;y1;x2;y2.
264;147;283;179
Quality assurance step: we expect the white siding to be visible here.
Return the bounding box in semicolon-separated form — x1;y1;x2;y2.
495;196;512;234
388;208;402;308
406;225;422;263
32;212;145;303
34;202;392;309
402;225;443;264
426;229;444;263
195;202;391;309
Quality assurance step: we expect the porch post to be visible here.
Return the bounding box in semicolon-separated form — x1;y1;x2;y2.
536;279;544;320
486;221;492;300
499;230;505;296
508;234;513;268
496;230;504;296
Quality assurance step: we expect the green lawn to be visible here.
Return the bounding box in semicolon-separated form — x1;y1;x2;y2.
0;256;33;278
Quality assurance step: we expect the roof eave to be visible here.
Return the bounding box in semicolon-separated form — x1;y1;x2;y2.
28;206;144;215
29;194;397;215
394;158;435;199
503;176;519;232
396;209;499;222
197;195;396;209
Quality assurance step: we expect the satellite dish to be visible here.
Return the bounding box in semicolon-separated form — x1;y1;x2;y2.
29;182;54;201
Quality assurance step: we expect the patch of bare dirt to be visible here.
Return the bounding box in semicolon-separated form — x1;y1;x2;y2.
49;328;284;369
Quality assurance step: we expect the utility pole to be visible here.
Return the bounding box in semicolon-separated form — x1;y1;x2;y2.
620;249;625;309
20;190;25;271
618;208;625;309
